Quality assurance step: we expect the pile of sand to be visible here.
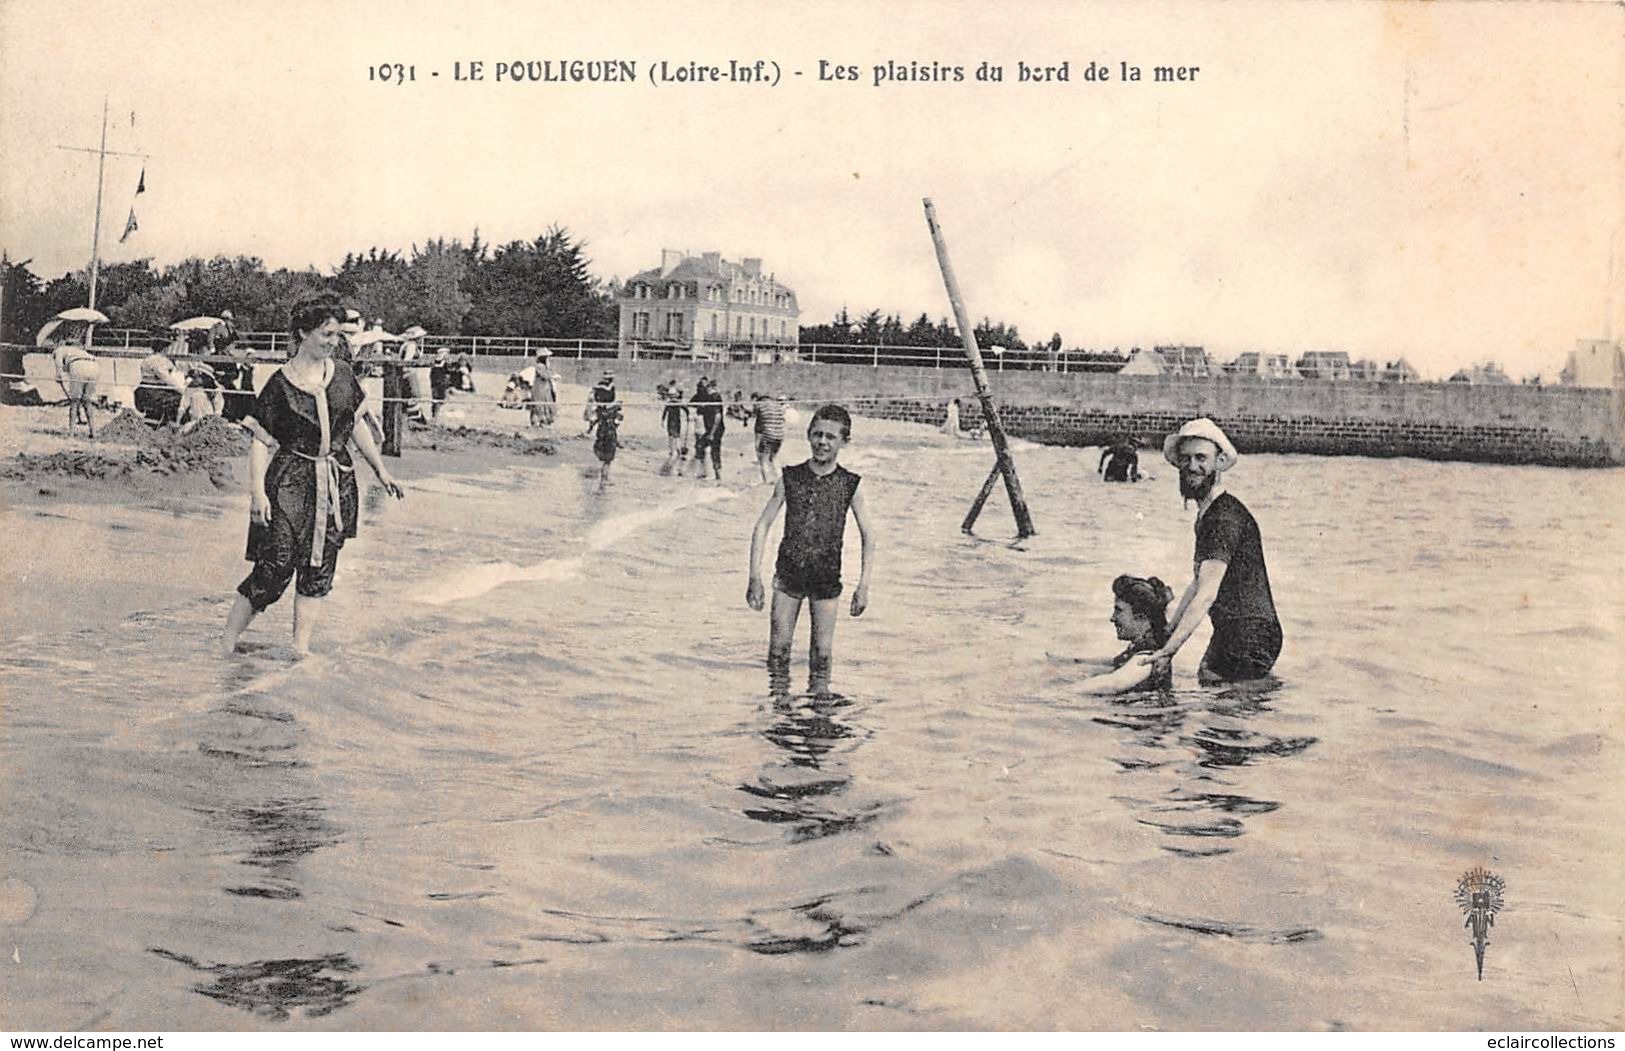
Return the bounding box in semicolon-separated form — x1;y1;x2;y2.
3;412;249;489
97;410;166;447
412;424;557;457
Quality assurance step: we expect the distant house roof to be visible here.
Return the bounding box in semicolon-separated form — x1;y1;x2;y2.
623;252;798;312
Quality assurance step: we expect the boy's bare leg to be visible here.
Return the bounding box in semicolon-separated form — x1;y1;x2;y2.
807;596;840;694
768;589;802;690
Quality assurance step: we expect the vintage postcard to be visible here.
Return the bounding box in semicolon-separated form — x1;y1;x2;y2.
1;0;1621;1035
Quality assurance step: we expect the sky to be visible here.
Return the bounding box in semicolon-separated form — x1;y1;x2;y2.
2;0;1621;379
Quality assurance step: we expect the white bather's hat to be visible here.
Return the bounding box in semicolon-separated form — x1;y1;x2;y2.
1163;417;1238;470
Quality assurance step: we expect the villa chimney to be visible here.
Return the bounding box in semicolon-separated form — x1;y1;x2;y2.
660;249;684;276
742;257;762;277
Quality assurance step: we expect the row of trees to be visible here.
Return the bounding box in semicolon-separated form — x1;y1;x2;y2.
799;308;1038;351
5;237;1098;371
0;227;618;345
795;309;1115;371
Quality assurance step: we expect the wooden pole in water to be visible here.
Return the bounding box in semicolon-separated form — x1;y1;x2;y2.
963;463;1002;534
923;199;1036;538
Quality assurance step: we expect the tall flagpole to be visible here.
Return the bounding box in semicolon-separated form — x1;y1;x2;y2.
88;96;109;311
57;100;149;325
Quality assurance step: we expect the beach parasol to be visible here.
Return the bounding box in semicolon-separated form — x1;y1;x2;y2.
170;316;224;331
347;329;400;347
35;320;65;346
397;325;427;341
54;307;109;323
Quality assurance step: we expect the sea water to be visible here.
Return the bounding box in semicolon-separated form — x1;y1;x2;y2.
2;413;1621;1031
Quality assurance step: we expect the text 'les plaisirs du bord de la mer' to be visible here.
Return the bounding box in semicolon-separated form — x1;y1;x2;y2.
366;59;1201;88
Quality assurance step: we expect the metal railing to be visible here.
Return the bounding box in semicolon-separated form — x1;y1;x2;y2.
28;329;1453;381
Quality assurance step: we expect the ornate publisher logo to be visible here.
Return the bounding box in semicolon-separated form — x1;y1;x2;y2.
1455;867;1506;980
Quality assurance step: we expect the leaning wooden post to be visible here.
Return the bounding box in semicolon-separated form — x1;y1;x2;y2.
381;360;404;457
923;198;1036;538
963;463;1003;533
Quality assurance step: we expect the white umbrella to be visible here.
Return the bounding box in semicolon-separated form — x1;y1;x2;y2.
397;325;427;341
348;329;400;347
170;316;224;331
54;307;109;323
35;319;64;346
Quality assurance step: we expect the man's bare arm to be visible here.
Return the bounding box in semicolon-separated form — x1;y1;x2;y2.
1147;559;1227;662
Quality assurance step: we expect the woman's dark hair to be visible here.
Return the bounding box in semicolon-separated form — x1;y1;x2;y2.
809;403;852;439
1113;574;1174;647
288;296;344;341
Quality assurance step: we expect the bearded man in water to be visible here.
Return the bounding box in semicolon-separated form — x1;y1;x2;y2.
1139;418;1283;684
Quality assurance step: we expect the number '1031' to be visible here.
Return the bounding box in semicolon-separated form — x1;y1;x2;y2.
369;64;416;84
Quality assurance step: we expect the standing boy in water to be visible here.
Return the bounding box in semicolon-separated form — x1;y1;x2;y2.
747;404;875;689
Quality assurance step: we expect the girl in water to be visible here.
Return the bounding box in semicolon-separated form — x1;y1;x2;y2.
1074;575;1175;695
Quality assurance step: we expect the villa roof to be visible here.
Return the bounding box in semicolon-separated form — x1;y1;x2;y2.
625;255;797;299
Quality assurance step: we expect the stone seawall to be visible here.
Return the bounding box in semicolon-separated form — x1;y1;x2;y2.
546;359;1625;468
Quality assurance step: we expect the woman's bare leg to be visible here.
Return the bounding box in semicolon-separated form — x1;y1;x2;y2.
291;594;324;654
222;593;256;655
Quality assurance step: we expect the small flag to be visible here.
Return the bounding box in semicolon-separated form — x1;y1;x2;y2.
136;166;146;195
120;208;138;244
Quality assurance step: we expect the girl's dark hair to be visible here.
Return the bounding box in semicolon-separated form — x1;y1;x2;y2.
809;403;852;439
1113;574;1174;647
288;296;344;341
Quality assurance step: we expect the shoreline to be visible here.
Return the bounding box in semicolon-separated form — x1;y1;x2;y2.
0;402;610;643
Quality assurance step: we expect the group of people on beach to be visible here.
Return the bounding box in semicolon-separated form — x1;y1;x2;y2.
217;296;1281;695
653;377;789;484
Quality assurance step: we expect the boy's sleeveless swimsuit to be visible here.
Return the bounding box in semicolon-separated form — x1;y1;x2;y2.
774;461;861;601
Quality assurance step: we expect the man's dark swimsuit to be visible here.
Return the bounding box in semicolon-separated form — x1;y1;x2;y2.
1194;492;1282;681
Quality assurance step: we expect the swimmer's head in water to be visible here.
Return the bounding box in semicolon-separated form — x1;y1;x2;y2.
1112;575;1174;647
